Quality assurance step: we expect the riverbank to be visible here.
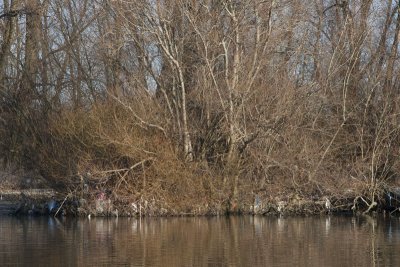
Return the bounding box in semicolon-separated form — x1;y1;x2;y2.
1;169;400;217
2;186;400;217
2;0;400;223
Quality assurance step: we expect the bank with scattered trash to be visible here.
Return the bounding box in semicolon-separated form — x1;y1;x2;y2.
1;170;400;217
2;185;400;218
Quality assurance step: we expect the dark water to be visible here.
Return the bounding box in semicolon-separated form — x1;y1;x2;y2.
0;215;400;266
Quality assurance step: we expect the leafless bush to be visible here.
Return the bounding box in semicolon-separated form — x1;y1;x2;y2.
1;0;400;214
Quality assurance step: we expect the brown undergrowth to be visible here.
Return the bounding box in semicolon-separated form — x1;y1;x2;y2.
29;102;228;215
2;91;400;216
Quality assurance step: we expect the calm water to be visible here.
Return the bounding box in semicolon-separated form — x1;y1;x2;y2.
0;215;399;266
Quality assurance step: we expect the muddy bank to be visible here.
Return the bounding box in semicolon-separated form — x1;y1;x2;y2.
0;189;61;216
2;188;400;217
1;170;400;217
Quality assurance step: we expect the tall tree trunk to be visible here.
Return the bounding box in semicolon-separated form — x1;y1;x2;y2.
0;0;19;87
385;4;400;96
22;0;40;98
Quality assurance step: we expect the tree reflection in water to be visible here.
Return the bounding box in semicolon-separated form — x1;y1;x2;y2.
0;216;399;266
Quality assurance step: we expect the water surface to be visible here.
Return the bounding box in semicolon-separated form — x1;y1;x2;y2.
0;215;399;266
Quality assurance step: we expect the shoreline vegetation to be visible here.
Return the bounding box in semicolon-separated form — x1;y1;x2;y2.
1;170;400;217
2;187;400;217
1;1;400;216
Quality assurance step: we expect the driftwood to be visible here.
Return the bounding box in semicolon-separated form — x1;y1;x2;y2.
351;195;380;214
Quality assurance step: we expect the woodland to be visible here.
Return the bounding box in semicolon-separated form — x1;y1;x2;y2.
1;0;400;215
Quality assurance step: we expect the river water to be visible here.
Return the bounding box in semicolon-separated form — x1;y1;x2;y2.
0;215;399;266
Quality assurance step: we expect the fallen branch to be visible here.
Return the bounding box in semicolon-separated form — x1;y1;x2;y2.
390;207;400;216
98;157;154;174
54;193;70;217
352;195;377;214
363;201;377;214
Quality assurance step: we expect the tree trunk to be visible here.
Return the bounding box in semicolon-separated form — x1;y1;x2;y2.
22;0;40;97
0;0;19;86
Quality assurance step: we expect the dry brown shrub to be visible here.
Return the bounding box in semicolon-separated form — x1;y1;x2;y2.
27;100;214;213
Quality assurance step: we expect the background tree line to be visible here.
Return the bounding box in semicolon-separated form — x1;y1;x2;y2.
1;0;399;212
